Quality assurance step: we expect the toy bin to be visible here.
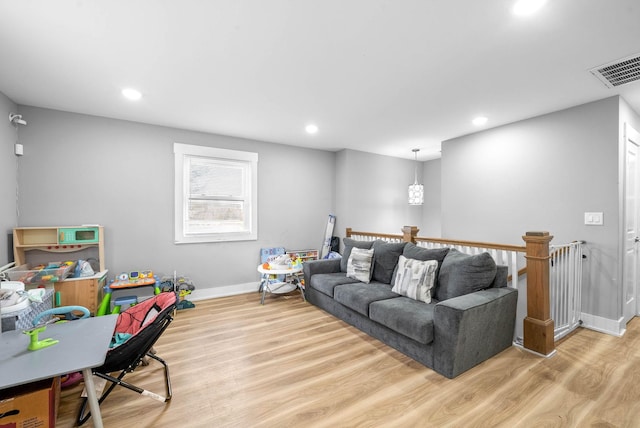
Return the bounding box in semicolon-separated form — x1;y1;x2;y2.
0;288;55;331
5;262;76;285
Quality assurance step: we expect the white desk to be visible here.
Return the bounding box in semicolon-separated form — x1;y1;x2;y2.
0;315;118;428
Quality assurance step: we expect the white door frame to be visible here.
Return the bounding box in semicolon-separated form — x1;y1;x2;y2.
623;122;640;324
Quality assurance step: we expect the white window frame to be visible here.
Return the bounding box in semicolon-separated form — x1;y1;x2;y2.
174;143;258;243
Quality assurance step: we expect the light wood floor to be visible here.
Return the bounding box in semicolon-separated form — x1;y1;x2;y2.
56;292;640;427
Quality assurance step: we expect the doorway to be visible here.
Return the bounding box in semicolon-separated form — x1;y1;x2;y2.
623;123;640;324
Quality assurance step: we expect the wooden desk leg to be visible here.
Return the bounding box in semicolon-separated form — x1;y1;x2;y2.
82;368;104;428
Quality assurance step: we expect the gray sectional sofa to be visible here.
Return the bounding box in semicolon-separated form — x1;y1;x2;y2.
303;239;518;378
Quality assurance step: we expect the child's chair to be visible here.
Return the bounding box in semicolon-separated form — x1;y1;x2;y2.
77;291;177;426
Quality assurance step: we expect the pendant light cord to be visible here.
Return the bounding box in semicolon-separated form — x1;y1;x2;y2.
413;149;419;184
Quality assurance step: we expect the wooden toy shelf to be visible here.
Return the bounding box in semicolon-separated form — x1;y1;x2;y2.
11;226;107;314
13;226;105;270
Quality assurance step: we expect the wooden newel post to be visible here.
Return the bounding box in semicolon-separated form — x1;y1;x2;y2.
402;226;419;243
522;231;555;356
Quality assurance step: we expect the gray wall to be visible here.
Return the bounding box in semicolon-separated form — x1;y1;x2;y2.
15;106;335;292
334;149;423;241
422;159;441;237
10;93;640;323
0;92;18;265
441;96;624;321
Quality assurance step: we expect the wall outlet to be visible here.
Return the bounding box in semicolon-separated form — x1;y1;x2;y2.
584;212;603;225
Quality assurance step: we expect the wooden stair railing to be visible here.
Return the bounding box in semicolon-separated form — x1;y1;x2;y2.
347;227;527;287
345;227;405;243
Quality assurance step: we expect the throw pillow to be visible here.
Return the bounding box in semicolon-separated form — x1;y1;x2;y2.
371;240;406;284
346;248;374;283
398;243;449;294
392;255;438;303
341;238;375;273
436;249;497;301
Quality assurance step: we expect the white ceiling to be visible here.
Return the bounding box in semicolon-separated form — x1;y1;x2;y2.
1;1;639;161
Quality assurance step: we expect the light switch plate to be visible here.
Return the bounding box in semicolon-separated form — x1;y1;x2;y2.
585;212;603;225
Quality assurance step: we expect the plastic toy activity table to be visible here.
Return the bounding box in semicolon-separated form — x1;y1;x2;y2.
97;278;160;316
257;265;304;305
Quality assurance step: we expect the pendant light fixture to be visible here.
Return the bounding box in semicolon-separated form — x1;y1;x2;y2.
408;148;424;205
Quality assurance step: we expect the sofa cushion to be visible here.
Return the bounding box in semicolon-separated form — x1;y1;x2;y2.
436;249;497;301
371;240;406;284
400;243;450;294
392;255;438;303
334;282;399;316
341;238;375;273
309;272;360;297
369;297;435;344
346;248;374;283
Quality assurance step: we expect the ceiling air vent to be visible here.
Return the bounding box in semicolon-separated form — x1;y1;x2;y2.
590;53;640;88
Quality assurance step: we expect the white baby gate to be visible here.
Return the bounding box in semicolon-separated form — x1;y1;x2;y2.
549;241;584;341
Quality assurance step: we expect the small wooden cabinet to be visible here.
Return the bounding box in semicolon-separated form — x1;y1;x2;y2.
11;226;107;314
4;270;108;315
52;273;107;314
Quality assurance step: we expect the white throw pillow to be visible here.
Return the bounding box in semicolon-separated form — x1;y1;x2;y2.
346;247;374;283
392;255;438;303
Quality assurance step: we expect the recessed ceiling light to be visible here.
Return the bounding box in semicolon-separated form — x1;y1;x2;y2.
513;0;547;16
305;124;319;134
122;88;142;101
472;116;488;126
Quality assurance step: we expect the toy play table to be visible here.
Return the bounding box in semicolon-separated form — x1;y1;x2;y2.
257;265;304;304
97;278;161;316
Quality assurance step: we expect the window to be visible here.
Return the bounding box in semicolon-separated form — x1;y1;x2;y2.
174;143;258;243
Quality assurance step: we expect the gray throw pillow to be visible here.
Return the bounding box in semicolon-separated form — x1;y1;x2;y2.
436;249;497;301
392;255;438;303
399;243;449;291
371;240;406;284
346;248;374;283
341;238;374;273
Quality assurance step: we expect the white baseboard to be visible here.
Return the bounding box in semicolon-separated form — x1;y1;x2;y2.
187;282;259;301
579;312;626;337
512;340;557;358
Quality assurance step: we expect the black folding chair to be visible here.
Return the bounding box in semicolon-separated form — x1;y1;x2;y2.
77;291;177;426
